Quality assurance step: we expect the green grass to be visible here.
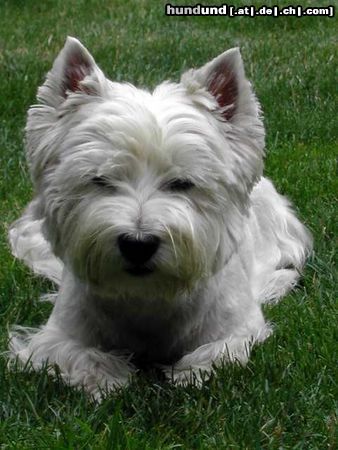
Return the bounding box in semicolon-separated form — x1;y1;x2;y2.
0;0;336;448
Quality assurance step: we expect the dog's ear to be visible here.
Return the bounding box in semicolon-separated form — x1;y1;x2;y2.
181;48;259;122
37;37;106;107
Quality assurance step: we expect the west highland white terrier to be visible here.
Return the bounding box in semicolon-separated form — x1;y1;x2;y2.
9;37;312;399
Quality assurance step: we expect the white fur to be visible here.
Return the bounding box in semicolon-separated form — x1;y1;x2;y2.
8;38;312;400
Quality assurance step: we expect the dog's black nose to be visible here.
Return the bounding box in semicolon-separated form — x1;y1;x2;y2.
118;234;160;266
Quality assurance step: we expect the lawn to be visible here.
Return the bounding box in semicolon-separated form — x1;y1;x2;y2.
0;0;336;448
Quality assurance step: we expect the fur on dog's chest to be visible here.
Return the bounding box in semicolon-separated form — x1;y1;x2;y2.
89;301;193;364
116;324;182;365
100;313;186;365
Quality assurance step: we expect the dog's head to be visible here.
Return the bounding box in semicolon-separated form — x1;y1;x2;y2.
26;37;265;298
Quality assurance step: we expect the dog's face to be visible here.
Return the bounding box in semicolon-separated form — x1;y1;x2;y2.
26;38;265;299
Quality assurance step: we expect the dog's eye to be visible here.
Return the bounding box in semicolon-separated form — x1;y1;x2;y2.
91;176;114;189
165;179;195;192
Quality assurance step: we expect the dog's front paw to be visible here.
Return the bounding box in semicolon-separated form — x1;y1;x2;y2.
82;371;131;402
59;349;135;401
164;364;211;387
163;337;254;387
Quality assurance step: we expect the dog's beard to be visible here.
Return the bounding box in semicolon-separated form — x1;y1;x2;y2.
44;189;229;300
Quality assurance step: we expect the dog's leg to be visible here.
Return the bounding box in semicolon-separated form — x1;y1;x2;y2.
9;321;135;401
165;323;270;386
165;337;250;386
164;293;271;386
250;177;312;303
162;251;272;385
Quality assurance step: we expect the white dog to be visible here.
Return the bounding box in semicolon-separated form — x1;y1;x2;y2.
9;37;312;399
